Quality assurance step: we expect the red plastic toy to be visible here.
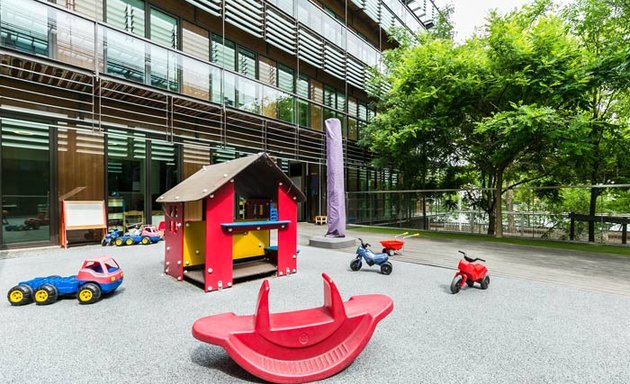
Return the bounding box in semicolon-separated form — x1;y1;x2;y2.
192;273;394;383
450;250;490;294
379;232;418;256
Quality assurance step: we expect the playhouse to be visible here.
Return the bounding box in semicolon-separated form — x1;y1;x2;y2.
157;153;305;292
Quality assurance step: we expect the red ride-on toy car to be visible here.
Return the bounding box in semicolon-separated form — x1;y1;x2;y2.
450;250;489;294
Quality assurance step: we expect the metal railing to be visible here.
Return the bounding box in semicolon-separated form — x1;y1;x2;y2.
347;185;630;245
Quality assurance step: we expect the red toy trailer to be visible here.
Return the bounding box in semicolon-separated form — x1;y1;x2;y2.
379;232;418;256
193;273;394;383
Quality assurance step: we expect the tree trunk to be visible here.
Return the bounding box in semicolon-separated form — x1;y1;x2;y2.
494;171;503;238
506;188;516;234
588;186;599;242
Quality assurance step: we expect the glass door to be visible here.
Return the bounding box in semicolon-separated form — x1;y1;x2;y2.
1;118;52;246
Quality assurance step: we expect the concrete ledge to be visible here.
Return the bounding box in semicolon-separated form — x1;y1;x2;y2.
309;235;356;249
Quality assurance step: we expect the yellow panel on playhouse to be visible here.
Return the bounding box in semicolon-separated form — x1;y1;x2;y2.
233;230;268;260
183;221;206;267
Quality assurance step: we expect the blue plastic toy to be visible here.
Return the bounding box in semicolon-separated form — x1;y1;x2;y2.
101;228;122;246
7;257;124;306
350;238;393;275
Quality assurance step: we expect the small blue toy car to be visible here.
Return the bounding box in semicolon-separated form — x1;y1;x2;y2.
350;238;393;275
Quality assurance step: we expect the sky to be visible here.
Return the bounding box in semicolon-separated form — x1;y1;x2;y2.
431;0;539;42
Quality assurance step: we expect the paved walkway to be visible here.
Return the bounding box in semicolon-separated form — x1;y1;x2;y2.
300;223;630;296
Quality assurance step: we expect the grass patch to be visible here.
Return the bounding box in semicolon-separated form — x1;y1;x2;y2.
348;225;630;256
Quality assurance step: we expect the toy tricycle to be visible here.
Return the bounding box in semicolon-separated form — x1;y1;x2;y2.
380;232;419;256
7;256;124;306
350;238;393;275
450;250;489;294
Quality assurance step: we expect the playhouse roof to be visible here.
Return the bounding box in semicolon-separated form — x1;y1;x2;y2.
156;152;306;203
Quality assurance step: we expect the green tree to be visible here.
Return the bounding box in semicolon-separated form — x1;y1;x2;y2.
363;0;589;236
563;0;630;241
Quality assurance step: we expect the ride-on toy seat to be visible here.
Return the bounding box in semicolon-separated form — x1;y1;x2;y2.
192;273;393;383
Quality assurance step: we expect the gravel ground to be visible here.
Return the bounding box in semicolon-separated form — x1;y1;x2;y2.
1;241;630;384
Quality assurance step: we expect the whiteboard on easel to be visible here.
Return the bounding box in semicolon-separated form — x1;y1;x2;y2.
62;201;107;230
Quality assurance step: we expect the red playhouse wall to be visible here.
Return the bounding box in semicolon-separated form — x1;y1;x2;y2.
164;203;184;280
204;182;234;292
277;184;298;276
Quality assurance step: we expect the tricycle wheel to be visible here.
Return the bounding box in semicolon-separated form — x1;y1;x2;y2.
125;238;134;246
466;279;475;288
450;276;462;294
114;238;124;246
101;239;108;246
481;275;490;290
380;262;393;275
141;237;150;245
34;284;58;305
7;284;33;306
350;259;362;271
78;283;102;304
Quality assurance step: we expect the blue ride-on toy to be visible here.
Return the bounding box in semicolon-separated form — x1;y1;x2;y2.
350;238;393;275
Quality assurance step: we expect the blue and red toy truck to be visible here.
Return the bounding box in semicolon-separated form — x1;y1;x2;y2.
7;256;124;305
114;225;161;246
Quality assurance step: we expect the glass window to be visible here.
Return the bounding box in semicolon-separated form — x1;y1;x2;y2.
107;0;145;36
1;119;51;244
104;27;146;84
238;47;256;79
297;75;309;127
348;97;358;117
0;0;49;56
211;35;235;71
310;80;323;131
324;85;336;108
70;0;104;21
336;91;346;112
258;56;276;86
150;140;178;225
277;65;294;93
150;8;178;49
182;21;209;60
348;117;358;141
107;129;146;230
277;65;295;123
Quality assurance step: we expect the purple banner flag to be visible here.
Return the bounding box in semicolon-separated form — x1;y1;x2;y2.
325;118;346;237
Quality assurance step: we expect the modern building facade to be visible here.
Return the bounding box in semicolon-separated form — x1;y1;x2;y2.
0;0;438;248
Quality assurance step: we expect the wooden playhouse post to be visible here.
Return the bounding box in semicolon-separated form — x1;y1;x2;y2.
164;203;184;280
277;183;298;276
204;182;234;292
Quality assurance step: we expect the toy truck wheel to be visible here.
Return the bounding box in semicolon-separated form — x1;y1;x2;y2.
34;284;58;305
7;284;33;306
125;238;134;246
350;259;362;271
380;262;393;275
78;283;102;304
141;237;150;245
466;279;475;288
114;238;124;246
481;275;490;290
450;276;462;294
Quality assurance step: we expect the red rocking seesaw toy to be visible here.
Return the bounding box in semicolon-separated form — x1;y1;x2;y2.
192;273;394;383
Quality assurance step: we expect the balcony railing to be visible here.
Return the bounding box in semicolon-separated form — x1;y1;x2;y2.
0;0;371;138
